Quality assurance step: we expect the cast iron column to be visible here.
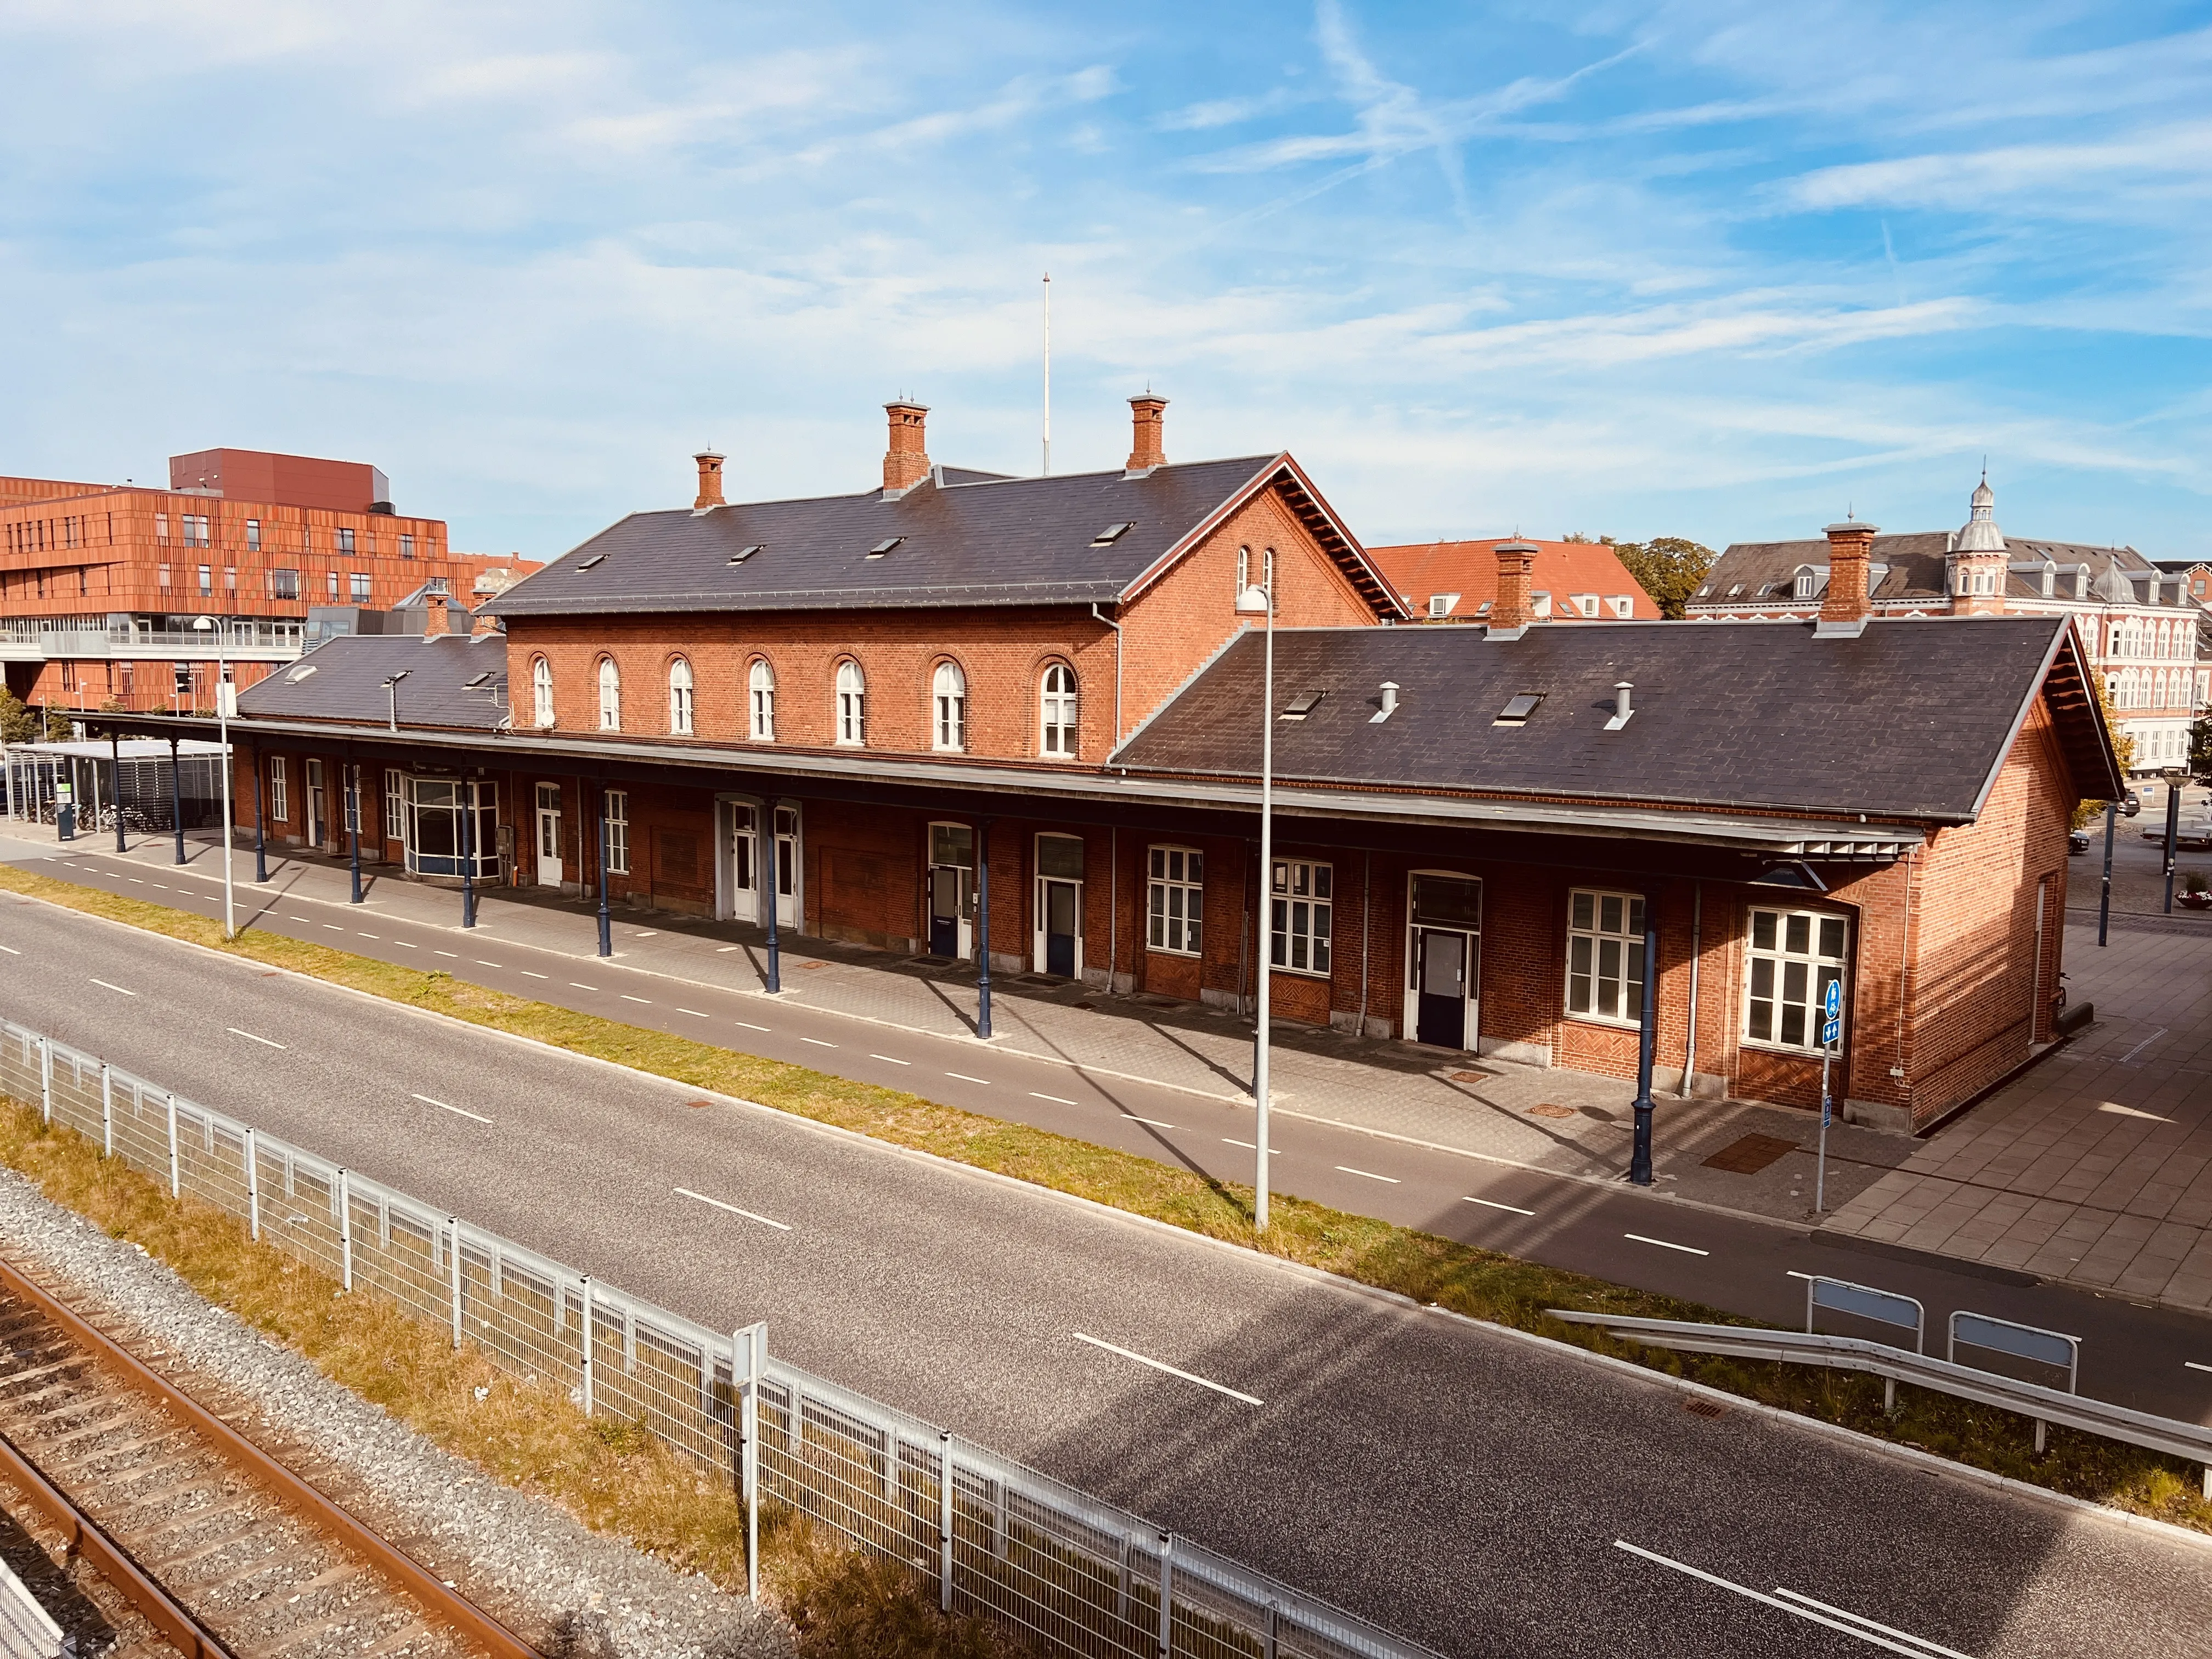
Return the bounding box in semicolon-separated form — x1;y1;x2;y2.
1628;901;1658;1186
461;772;478;929
252;748;267;882
111;730;126;853
168;735;185;864
2098;800;2116;946
597;783;612;958
347;765;363;904
975;820;992;1040
2163;782;2181;914
762;795;781;994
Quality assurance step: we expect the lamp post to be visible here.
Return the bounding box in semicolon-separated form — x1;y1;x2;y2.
1234;556;1276;1232
191;616;236;939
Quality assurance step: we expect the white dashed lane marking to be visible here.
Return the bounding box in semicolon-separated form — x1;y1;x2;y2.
227;1028;286;1049
946;1073;991;1085
1624;1233;1710;1256
871;1054;911;1065
1463;1195;1537;1216
88;978;136;996
411;1093;493;1125
1030;1092;1080;1106
673;1187;792;1232
1335;1166;1400;1184
1072;1333;1263;1406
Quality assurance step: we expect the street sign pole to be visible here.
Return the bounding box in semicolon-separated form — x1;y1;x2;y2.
2098;799;2116;947
1815;978;1842;1215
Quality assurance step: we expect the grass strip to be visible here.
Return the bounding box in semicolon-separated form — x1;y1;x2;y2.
3;862;2207;1538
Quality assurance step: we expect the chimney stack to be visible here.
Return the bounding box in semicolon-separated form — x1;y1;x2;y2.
1490;540;1538;634
1126;394;1167;473
1820;520;1877;629
423;590;452;638
883;400;930;493
693;449;725;509
471;604;501;638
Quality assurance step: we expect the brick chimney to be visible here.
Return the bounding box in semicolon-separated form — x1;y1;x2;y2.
883;400;930;493
423;590;452;638
1821;520;1877;627
471;604;501;638
1490;540;1538;634
1126;394;1167;473
693;449;725;509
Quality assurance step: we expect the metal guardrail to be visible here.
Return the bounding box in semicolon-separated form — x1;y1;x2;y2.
1548;1308;2212;1497
0;1017;1439;1659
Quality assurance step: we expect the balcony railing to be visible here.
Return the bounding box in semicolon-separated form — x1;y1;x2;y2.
0;618;304;657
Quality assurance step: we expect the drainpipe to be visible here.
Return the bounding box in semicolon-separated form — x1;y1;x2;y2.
1358;849;1371;1037
1107;824;1118;996
1090;603;1123;744
1682;881;1701;1094
977;819;993;1039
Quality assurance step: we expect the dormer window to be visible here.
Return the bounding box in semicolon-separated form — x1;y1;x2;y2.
1532;591;1552;617
1610;595;1633;618
1792;568;1816;601
1573;594;1599;617
2040;562;2056;597
1427;592;1459;618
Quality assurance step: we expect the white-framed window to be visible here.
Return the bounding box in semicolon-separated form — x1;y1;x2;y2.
198;563;213;596
597;657;621;730
384;768;406;847
668;657;695;735
1269;859;1332;976
1611;595;1634;618
1427;592;1459;618
1147;845;1204;956
1236;545;1250;597
245;518;261;552
605;789;629;874
1565;888;1645;1025
531;656;554;726
1744;906;1849;1053
327;571;340;600
1040;662;1077;755
748;658;776;741
1575;593;1600;616
932;660;967;751
836;659;866;746
269;757;289;821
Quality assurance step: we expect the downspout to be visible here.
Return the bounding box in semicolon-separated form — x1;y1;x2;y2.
1683;881;1701;1094
1091;603;1124;744
1107;824;1119;996
1895;846;1915;1113
1358;849;1371;1037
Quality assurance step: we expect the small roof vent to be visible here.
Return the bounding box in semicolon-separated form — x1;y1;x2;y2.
577;553;607;571
1493;692;1543;727
866;537;904;558
1091;522;1135;546
286;664;318;684
729;544;764;565
1279;690;1325;721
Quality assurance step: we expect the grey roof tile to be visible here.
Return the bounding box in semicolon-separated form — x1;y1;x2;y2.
237;633;509;730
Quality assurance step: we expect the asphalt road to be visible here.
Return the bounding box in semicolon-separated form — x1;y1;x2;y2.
1;893;2208;1657
10;836;2212;1429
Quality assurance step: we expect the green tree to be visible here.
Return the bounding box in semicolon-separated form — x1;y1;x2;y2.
1602;535;1718;620
2073;673;2138;828
2191;714;2211;783
0;689;39;744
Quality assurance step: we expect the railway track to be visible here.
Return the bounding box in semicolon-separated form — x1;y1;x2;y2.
0;1256;541;1659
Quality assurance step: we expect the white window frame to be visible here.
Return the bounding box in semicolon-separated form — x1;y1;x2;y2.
605;788;630;875
748;658;776;741
1564;888;1645;1026
531;656;554;727
1040;662;1077;756
597;657;621;731
836;659;866;746
1268;859;1333;977
1147;844;1204;957
384;768;406;847
1743;906;1849;1055
269;757;289;821
245;518;261;552
1610;595;1633;618
933;660;967;752
1427;592;1459;618
1574;593;1600;617
668;657;695;735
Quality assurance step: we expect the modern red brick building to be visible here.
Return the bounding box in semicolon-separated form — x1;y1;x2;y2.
109;401;2120;1133
1366;537;1661;623
1;447;534;714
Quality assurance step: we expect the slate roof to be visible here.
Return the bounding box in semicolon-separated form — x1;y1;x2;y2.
1366;538;1662;621
1112;616;2114;822
483;455;1398;617
236;633;509;730
1690;532;2165;610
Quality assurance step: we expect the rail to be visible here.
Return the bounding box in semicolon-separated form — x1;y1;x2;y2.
1547;1308;2212;1496
0;1255;543;1659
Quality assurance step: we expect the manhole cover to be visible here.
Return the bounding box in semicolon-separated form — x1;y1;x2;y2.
801;960;829;971
1526;1103;1576;1119
1701;1132;1802;1175
1682;1397;1728;1419
1450;1070;1486;1083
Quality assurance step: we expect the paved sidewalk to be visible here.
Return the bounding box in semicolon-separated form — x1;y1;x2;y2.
1825;918;2212;1312
1;823;1914;1225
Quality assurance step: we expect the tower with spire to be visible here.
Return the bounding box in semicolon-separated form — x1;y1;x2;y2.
1950;470;2009;616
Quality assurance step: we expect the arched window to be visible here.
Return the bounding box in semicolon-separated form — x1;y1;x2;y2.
597;657;621;731
933;660;967;752
748;658;776;741
1792;567;1815;601
1040;663;1077;756
531;656;554;727
836;659;866;746
668;658;695;735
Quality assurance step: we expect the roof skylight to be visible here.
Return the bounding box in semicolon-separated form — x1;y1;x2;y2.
286;664;318;684
1091;522;1135;546
464;671;493;688
578;553;606;571
866;537;904;558
730;545;764;565
1279;690;1325;721
1493;692;1544;727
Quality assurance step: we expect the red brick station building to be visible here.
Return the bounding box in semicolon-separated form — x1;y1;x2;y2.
97;399;2121;1134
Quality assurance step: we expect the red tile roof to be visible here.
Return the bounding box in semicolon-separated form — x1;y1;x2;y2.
1365;538;1662;622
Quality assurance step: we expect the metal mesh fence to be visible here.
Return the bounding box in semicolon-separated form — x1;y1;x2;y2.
0;1018;1436;1659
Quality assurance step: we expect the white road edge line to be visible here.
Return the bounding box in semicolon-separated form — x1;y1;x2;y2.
410;1093;493;1125
87;978;136;996
1624;1232;1709;1256
1463;1195;1537;1216
1030;1092;1079;1106
1772;1587;1978;1659
1335;1165;1400;1183
871;1054;912;1065
227;1028;287;1049
1612;1542;1963;1658
0;945;18;955
1072;1332;1263;1406
672;1187;792;1232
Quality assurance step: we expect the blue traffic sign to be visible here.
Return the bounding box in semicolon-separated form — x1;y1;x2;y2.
1822;1018;1841;1046
1823;980;1842;1019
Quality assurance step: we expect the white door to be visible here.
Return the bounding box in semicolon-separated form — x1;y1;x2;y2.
306;759;326;847
725;803;758;923
534;783;563;887
772;805;799;928
1032;833;1085;978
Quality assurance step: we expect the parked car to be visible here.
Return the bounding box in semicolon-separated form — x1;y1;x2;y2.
2069;827;2092;854
2121;790;2142;817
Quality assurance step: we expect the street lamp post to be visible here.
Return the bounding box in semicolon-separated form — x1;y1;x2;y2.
191;616;237;939
1234;556;1276;1231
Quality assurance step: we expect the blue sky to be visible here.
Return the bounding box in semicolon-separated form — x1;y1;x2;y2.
3;2;2209;563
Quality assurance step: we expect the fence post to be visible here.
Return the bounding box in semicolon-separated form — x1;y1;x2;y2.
99;1064;112;1157
448;1217;464;1350
579;1277;594;1418
165;1093;179;1197
736;1324;762;1605
939;1430;955;1614
337;1169;353;1291
245;1128;260;1242
1156;1532;1173;1659
38;1038;52;1125
1264;1599;1279;1659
